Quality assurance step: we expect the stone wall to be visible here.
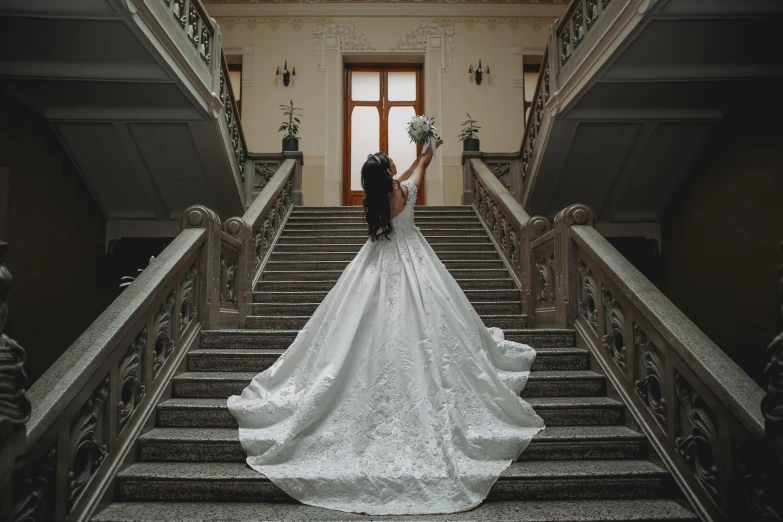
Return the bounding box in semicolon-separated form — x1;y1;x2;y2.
660;105;783;386
0;99;118;384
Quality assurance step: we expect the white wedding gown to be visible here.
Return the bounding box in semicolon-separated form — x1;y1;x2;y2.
227;179;545;515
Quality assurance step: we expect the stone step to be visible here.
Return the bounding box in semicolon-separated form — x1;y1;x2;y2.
199;329;576;350
280;228;487;238
170;371;604;399
137;426;646;463
157;396;623;429
115;460;670;503
261;268;510;281
270;250;501;262
273;242;498;253
291;206;473;213
93;499;699;522
255;278;517;292
186;347;587;373
245;313;526;330
286;216;480;225
284;222;484;231
253;288;520;304
264;259;505;272
250;300;521;317
279;235;492;244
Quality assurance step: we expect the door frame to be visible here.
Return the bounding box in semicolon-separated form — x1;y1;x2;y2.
343;63;424;206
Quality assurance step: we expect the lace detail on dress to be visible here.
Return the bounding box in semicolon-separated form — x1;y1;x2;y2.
227;178;545;516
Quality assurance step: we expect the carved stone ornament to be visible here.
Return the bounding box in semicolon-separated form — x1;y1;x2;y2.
180;263;198;331
68;376;110;512
117;328;146;433
633;323;667;430
391;21;456;72
675;371;720;502
578;259;598;331
221;257;238;305
602;286;627;372
217;16;333;31
535;256;550;303
0;241;32;433
313;22;375;72
11;446;56;522
489;163;511;190
153;292;176;378
255;163;277;190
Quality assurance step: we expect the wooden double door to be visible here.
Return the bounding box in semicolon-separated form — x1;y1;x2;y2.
343;64;424;206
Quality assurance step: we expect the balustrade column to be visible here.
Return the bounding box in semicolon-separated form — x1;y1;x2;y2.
283;151;304;206
552;204;595;328
181;206;222;329
224;218;253;327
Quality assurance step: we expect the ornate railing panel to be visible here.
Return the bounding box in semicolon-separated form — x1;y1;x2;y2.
161;0;215;67
242;159;298;289
9;205;231;522
519;47;550;191
219;53;246;188
466;156;772;521
570;221;766;522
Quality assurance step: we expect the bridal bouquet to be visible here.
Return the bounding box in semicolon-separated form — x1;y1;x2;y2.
406;114;439;163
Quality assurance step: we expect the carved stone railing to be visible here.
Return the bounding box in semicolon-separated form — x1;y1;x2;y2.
241;158;299;290
244;152;304;209
219;52;247;192
5;150;303;519
7;204;230;521
519;47;551;192
466;157;771;521
162;0;215;68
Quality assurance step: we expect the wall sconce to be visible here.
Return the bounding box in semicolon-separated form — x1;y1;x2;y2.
468;60;489;85
276;61;295;87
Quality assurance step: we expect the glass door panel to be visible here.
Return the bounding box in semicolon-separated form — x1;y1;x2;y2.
350;106;380;191
387;106;417;178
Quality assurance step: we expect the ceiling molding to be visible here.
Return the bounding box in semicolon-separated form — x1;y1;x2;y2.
204;3;566;18
215;15;556;32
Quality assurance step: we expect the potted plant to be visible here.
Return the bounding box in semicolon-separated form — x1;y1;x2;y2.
458;113;480;151
279;100;303;152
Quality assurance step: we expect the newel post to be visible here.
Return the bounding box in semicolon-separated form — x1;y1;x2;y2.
284;151;304;205
461;151;482;205
182;206;222;330
552;204;595;328
224;217;253;327
519;216;551;324
0;242;32;518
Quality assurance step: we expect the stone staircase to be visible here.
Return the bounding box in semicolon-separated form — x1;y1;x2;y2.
93;206;698;521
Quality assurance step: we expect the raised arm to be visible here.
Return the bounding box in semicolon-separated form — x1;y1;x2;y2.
408;137;442;189
394;156;420;183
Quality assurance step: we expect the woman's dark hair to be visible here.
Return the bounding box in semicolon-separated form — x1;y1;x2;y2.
361;152;396;241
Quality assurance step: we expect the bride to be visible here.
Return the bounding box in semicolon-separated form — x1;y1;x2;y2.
227;139;545;516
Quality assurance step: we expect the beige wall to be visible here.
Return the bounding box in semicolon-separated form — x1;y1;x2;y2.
218;17;550;205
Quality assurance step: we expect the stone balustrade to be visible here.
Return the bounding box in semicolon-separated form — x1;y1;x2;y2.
3;155;301;521
466;156;774;521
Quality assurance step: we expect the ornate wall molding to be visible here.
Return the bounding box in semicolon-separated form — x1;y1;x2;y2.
313;21;375;72
433;16;555;31
216;16;333;31
390;21;455;72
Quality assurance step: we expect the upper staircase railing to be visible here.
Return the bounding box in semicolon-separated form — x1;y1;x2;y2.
515;0;624;204
2;156;301;522
464;156;777;522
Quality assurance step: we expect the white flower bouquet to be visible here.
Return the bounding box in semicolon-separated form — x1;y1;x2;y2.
406;114;439;163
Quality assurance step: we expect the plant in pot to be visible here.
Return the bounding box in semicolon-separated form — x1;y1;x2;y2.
279;100;303;152
458;113;480;152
